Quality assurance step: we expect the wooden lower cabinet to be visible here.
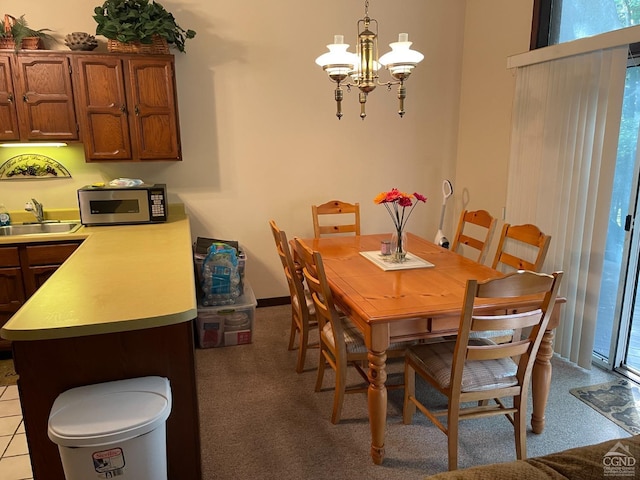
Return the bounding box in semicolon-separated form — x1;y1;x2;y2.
0;242;81;350
20;243;80;297
0;247;24;351
13;321;201;480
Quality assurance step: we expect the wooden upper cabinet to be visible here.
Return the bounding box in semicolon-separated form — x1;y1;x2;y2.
0;52;182;161
0;55;19;141
73;55;133;160
12;53;79;141
73;54;181;162
126;57;181;160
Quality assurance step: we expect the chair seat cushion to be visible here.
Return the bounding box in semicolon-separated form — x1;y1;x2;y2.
322;318;413;355
408;339;518;392
292;289;316;317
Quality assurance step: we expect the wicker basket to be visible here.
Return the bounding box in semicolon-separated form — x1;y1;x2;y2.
107;35;169;54
0;37;15;49
20;37;41;50
0;14;14;49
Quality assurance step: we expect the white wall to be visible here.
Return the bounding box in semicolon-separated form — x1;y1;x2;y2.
454;0;534;220
1;1;533;300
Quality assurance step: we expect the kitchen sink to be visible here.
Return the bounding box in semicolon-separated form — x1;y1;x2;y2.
0;222;82;236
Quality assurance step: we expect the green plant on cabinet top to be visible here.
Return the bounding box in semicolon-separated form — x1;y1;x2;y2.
93;0;196;53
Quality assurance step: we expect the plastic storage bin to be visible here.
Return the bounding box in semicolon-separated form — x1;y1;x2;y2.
48;376;172;480
196;282;256;348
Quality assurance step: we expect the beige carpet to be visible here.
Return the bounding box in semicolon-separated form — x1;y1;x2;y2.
0;358;17;386
195;304;632;479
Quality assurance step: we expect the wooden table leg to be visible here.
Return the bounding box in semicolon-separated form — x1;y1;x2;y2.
531;327;554;434
367;349;387;465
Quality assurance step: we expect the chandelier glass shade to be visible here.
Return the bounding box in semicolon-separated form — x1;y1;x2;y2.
315;1;423;120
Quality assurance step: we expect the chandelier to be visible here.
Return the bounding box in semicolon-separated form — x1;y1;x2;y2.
315;0;424;120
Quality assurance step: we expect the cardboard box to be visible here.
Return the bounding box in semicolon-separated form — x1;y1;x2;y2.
195;283;256;348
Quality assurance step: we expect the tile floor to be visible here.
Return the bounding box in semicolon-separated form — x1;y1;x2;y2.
0;385;32;480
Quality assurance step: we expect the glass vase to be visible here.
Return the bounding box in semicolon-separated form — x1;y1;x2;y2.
391;229;408;262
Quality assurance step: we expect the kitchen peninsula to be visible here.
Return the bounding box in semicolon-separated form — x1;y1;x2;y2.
0;205;200;480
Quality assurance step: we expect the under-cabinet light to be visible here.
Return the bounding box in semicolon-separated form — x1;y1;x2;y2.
0;143;68;148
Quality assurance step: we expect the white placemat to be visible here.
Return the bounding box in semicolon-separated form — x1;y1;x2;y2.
360;251;435;271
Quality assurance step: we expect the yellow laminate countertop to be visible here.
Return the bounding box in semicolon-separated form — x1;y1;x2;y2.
1;205;197;341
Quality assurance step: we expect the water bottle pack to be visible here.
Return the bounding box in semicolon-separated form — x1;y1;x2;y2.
200;243;241;306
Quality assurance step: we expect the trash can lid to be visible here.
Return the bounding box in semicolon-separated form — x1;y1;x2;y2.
48;376;172;447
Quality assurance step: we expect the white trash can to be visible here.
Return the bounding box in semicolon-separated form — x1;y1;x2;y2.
47;376;172;480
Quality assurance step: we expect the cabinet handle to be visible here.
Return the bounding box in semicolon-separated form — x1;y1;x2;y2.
134;105;140;116
23;93;28;103
7;93;12;103
120;105;126;113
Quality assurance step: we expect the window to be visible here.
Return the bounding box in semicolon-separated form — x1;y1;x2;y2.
533;0;640;48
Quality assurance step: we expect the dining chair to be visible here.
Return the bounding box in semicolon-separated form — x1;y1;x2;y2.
311;200;361;238
294;237;412;424
491;223;551;272
269;220;318;373
450;209;498;264
403;270;563;471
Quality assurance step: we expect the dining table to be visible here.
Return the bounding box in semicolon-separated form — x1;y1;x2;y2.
294;233;564;465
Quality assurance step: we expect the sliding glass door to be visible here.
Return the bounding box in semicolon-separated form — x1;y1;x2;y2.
593;63;640;374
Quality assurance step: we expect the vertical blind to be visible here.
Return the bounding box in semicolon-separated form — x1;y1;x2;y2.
506;46;627;368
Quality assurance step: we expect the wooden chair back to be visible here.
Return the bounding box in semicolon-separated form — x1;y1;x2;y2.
450;209;497;263
294;236;373;423
452;270;562;463
312;200;361;238
295;236;413;423
269;220;316;373
403;270;563;470
457;271;562;390
492;223;551;272
294;237;345;359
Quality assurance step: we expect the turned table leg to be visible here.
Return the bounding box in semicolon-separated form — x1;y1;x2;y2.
368;349;388;465
531;327;554;434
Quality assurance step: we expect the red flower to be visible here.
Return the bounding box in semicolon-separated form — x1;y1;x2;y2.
373;188;427;232
413;192;427;203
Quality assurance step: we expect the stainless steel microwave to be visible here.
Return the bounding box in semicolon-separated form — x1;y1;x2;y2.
77;184;168;226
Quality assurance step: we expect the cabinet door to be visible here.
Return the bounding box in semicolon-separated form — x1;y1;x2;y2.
73;55;133;160
21;242;80;297
15;54;78;141
24;265;59;296
0;247;24;351
126;57;181;161
0;267;24;351
0;54;20;141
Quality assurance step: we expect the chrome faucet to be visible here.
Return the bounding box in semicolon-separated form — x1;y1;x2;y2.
25;198;44;223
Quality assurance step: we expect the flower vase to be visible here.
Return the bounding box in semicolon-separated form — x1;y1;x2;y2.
391;229;408;262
